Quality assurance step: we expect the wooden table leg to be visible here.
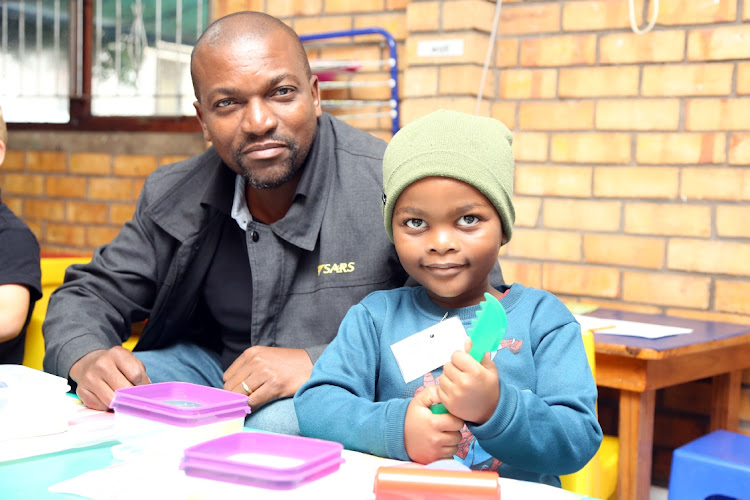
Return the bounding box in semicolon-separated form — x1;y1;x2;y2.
617;389;656;500
710;370;742;432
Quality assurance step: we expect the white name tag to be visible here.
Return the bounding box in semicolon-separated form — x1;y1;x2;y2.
390;316;468;384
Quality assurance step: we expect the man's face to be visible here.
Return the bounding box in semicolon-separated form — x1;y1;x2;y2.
192;31;322;189
392;177;503;310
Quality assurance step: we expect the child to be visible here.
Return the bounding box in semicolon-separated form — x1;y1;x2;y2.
0;104;42;364
294;110;602;487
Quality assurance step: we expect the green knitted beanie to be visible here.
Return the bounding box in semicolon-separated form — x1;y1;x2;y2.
382;109;515;244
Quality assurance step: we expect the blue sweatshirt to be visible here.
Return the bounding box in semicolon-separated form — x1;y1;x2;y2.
294;284;602;487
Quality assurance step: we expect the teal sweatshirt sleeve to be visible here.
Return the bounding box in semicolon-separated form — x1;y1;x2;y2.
294;302;412;461
468;290;603;476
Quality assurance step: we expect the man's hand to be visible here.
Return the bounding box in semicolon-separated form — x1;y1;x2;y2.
404;385;464;464
69;346;151;410
436;338;500;424
223;346;312;410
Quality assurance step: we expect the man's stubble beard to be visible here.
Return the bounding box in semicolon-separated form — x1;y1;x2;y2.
233;137;303;189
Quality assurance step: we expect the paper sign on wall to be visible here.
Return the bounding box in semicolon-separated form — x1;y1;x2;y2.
417;39;464;58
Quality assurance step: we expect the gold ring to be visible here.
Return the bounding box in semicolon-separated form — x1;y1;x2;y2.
241;381;251;394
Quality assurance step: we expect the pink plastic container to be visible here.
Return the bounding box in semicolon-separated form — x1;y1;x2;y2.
180;432;344;490
111;381;249;426
110;382;250;463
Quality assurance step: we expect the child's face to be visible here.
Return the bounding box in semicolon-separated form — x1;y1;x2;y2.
392;177;503;309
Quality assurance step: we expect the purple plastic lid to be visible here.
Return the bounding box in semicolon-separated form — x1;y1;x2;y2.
111;382;250;426
180;432;344;489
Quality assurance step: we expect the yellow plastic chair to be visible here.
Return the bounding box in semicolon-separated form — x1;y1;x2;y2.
560;329;619;499
23;256;139;370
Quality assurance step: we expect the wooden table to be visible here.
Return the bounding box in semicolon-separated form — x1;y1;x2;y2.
590;310;750;500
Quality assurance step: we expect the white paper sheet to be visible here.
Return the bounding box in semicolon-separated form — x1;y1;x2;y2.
49;449;586;500
0;399;115;462
574;314;692;339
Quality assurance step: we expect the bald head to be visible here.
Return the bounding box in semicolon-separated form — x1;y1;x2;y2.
191;11;311;102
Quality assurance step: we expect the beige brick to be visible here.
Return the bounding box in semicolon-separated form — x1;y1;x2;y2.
66;201;108;224
354;14;408;41
681;168;750;201
3;197;23;216
625;203;711;237
70;153;111;175
623;271;710;309
325;0;384;14
585;234;665;269
45;176;87;198
0;174;44;195
1;151;25;171
491;101;516;130
86;226;121;248
499;2;560;35
497;260;542;288
212;0;263;18
686;99;750;131
133;179;146;197
599;31;685;64
596;99;680;131
520;35;596;67
513;196;541;227
403;67;439;97
295;17;352;37
668;239;750;277
563;0;643;31
657;0;737;25
406;1;440;32
688;26;750;61
23;199;65;222
499;69;557;99
266;0;323;17
443;1;498;32
317;45;382;68
636;133;725;164
515;165;592;197
642;63;734;97
594;167;679;199
715;280;750;315
27;151;67;173
542;262;620;298
113;155;158;177
559;66;639;98
89;178;135;201
159;155;191;166
729;133;750;165
349;72;393;101
400;97;490;125
110;203;137;226
495;38;519;68
386;0;408;10
505;229;582;262
543;199;621;231
512;132;548;162
717;206;750;238
519;101;594;131
739;63;750;95
46;223;86;247
551;133;631;164
439;65;493;98
406;32;490;66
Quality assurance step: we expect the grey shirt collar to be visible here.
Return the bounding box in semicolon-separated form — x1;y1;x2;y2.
204;113;336;252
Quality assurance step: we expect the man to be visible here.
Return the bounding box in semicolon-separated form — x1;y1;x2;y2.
43;11;502;434
0;104;43;365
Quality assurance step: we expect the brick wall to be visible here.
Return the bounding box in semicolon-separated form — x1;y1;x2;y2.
2;0;750;485
1;132;205;254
